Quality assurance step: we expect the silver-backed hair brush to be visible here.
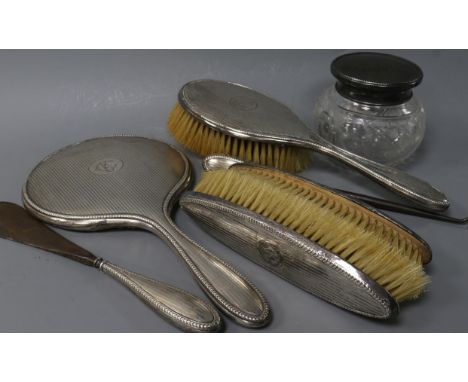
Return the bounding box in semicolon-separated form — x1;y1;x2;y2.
179;155;432;319
168;79;449;212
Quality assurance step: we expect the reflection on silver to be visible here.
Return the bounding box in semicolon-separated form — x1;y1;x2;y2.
203;155;243;171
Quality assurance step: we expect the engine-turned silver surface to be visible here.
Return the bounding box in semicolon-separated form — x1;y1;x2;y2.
179;79;309;141
24;136;187;223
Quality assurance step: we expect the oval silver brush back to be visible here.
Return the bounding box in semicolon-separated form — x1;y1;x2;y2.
180;191;398;319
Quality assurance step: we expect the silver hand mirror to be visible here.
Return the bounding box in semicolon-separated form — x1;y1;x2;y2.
22;136;270;328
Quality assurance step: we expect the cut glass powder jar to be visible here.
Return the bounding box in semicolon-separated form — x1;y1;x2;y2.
313;52;426;165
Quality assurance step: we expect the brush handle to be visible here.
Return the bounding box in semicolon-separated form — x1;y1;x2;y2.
99;260;222;332
335;188;468;224
156;222;270;328
306;133;449;212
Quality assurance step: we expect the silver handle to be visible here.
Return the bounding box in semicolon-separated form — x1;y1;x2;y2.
307;133;449;211
157;224;271;328
100;260;222;332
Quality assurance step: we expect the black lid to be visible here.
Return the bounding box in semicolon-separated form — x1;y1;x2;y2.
331;52;424;105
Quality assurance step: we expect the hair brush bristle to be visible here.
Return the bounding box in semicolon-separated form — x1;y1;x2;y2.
168;103;311;173
194;166;430;303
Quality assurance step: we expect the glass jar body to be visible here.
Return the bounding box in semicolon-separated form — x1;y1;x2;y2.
313;86;426;165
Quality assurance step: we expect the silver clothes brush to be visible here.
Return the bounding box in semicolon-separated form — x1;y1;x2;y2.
0;202;221;332
179;155;432;319
204;156;467;225
22;136;270;328
168;79;449;212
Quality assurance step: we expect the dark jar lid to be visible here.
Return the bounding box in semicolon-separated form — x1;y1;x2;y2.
331;52;424;106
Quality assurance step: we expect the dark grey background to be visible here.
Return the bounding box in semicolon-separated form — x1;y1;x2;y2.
0;50;466;332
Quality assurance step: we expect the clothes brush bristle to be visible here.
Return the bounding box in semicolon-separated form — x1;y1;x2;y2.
168;103;311;173
194;166;430;303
